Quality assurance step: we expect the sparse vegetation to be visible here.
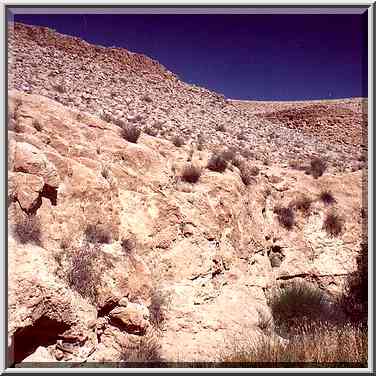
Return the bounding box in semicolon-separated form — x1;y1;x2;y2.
220;280;367;366
181;164;202;184
268;282;335;336
290;195;312;216
121;238;136;254
274;206;295;230
309;157;327;178
323;212;344;237
221;148;236;162
149;288;170;331
239;165;255;186
67;242;100;303
172;135;184;147
13;214;42;245
319;190;336;205
84;224;112;244
220;323;367;366
101;164;110;180
207;153;227;173
118;332;163;365
144;125;158;137
33;119;42;132
197;133;205;151
341;242;368;323
121;125;141;143
232;155;244;169
241;148;254;159
215;124;226;132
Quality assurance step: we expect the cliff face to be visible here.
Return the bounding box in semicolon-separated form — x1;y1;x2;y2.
7;23;367;365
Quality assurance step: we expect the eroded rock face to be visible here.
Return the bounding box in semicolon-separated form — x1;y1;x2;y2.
7;23;366;365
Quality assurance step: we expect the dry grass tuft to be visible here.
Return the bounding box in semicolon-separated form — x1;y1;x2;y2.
323;212;344;237
207;153;228;173
67;242;101;303
215;124;226;132
274;206;295;230
118;332;163;366
221;148;236;162
121;237;136;255
319;190;336;205
84;224;112;244
181;164;202;184
121;125;141;143
172;135;185;147
13;214;42;245
309;157;327;178
290;195;312;216
220;323;367;366
239;165;256;186
149;288;170;331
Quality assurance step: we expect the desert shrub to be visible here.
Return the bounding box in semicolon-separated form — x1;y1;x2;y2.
256;307;273;333
239;165;256;186
13;214;41;245
232;155;244;169
269;282;335;336
290;195;312;216
274;206;295;230
172;135;184;147
181;164;202;184
53;82;66;94
320;190;336;205
341;242;368;323
143;125;158;137
237;132;247;141
84;224;112;244
197;133;205;151
67;242;100;303
33;119;42;132
207;153;227;173
121;237;136;254
149;288;170;331
101;164;110;180
215;124;226;132
221;148;236;162
249;166;260;176
309;157;327;178
240;148;254;159
220;322;367;366
323;212;344;237
142;94;153;103
118;332;163;366
121;125;141;143
101;111;114;124
289;159;305;170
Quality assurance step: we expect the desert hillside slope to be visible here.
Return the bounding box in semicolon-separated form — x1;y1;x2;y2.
9;22;367;173
7;22;367;365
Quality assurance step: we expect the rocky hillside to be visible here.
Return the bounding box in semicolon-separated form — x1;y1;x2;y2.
7;22;367;366
9;22;367;173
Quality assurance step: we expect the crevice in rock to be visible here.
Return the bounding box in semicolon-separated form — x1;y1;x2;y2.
12;316;70;364
14;183;58;216
97;299;118;318
40;183;58;206
267;245;285;268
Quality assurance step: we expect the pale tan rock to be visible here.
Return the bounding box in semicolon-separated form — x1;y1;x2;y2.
22;346;55;363
109;303;149;335
14;142;60;187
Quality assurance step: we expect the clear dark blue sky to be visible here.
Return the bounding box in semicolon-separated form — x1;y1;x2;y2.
12;13;368;100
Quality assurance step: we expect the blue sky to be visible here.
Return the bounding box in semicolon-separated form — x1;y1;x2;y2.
11;13;368;100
